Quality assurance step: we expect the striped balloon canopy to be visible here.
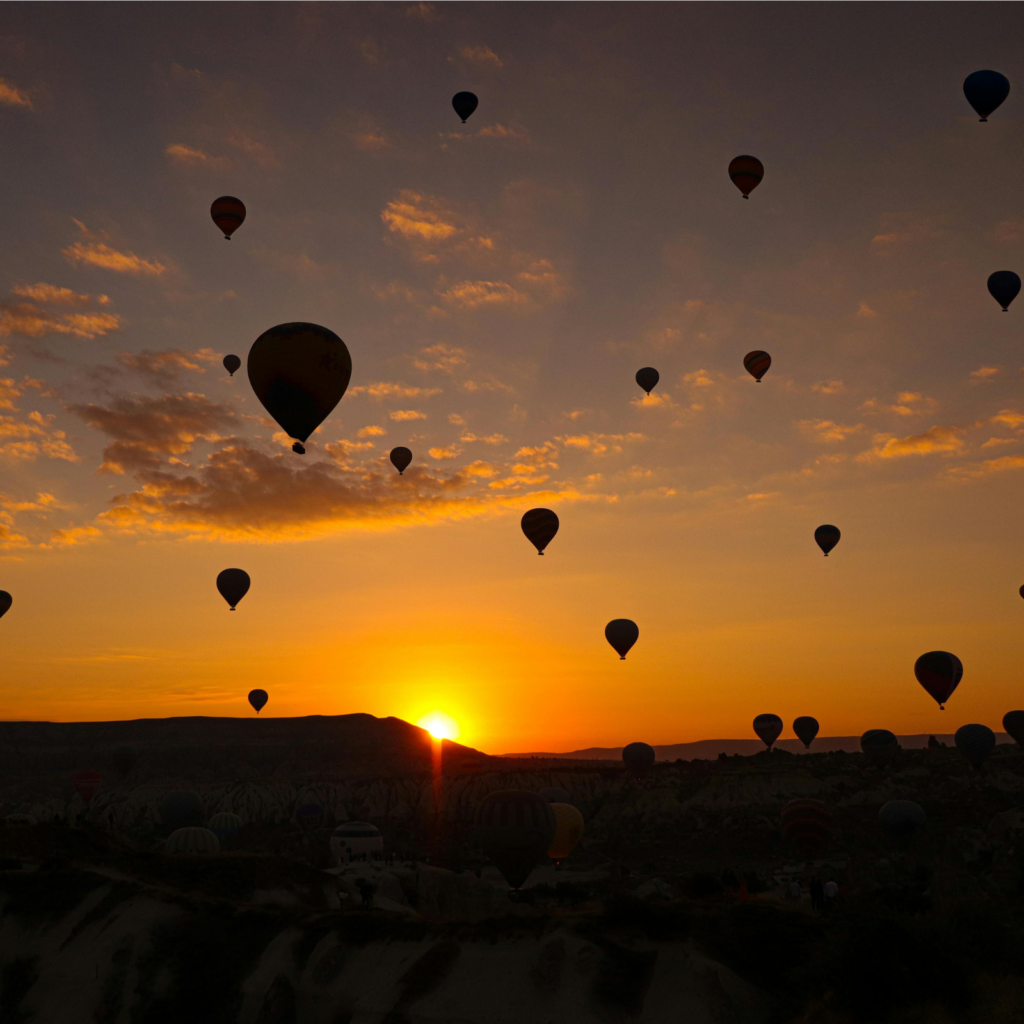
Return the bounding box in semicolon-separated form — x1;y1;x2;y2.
728;155;764;198
743;350;771;381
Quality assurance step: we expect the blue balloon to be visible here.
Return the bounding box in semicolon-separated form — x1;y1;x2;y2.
963;70;1010;121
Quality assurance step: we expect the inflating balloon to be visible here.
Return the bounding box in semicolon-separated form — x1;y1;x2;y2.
914;651;963;710
728;155;764;198
210;196;246;240
744;350;771;382
0;591;12;619
452;91;478;123
548;803;584;865
780;798;832;853
605;619;639;659
217;568;250;610
753;714;783;749
522;508;559;555
296;803;325;830
814;525;841;557
879;800;926;839
1003;710;1024;746
539;786;570;803
963;70;1010;121
161;790;204;829
475;790;555;889
247;322;352;454
635;367;660;395
861;729;899;758
793;716;819;749
223;354;241;377
248;689;268;714
208;812;244;841
331;821;384;863
112;745;138;778
166;827;220;855
955;723;995;769
622;741;656;774
988;271;1021;311
390;446;412;475
72;770;102;804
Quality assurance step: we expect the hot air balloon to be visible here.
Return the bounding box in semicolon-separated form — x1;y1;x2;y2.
166;827;220;855
622;741;656;775
605;619;639;659
728;155;764;198
72;770;102;804
521;508;559;555
330;821;384;864
475;790;555;890
112;745;138;778
160;791;204;829
955;723;995;769
914;651;963;710
793;717;819;749
879;800;926;839
780;798;832;854
248;689;268;714
814;525;841;556
0;591;12;619
296;803;325;830
452;91;478;123
223;354;241;377
247;322;352;454
390;447;412;475
963;70;1010;121
988;271;1021;311
635;367;659;395
217;568;250;610
208;812;244;842
539;786;570;803
753;714;783;750
210;196;246;240
548;803;584;866
1020;585;1024;601
1003;711;1024;746
743;350;771;382
861;729;899;759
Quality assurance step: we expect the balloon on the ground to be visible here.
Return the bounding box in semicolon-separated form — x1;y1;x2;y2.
452;91;478;123
879;799;926;839
728;155;764;198
475;790;555;889
963;70;1010;121
5;813;36;826
780;798;832;853
223;354;241;376
793;716;819;749
988;271;1021;311
521;508;559;555
814;525;841;556
248;689;268;714
390;446;412;475
753;714;783;749
914;651;963;710
112;745;138;778
548;803;585;864
955;723;995;769
1003;710;1024;746
216;568;250;610
72;770;102;804
208;812;244;840
166;827;220;855
605;619;639;659
861;729;899;758
330;821;384;864
161;790;204;829
296;803;325;830
743;350;771;381
0;591;12;619
247;322;352;453
635;367;659;395
622;741;656;774
539;786;570;803
210;196;246;239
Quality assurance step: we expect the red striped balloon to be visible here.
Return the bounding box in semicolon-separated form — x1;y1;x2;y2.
72;769;102;804
210;196;246;239
781;798;832;853
728;155;764;198
743;350;771;382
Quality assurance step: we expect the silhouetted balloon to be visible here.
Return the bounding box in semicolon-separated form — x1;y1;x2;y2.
753;714;783;749
814;525;841;557
539;786;570;803
793;716;819;749
623;741;656;774
780;798;832;853
330;821;383;863
963;70;1010;121
248;689;268;714
296;803;325;830
161;790;204;829
112;745;138;778
522;508;559;555
914;651;963;710
390;446;412;475
1003;710;1024;746
955;723;995;769
879;800;926;839
0;591;12;619
223;354;241;376
452;91;478;123
988;271;1020;311
548;803;585;865
861;729;899;758
166;827;220;855
208;812;244;841
247;322;352;452
1020;585;1024;601
475;790;555;889
210;196;246;239
605;619;639;659
744;350;771;381
72;769;102;804
635;367;659;395
729;155;764;198
217;568;250;610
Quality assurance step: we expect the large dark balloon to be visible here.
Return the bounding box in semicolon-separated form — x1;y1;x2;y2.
605;619;639;659
390;446;412;475
161;790;204;829
780;798;832;853
793;716;819;749
861;729;899;758
452;91;478;123
955;723;995;769
247;322;352;451
914;651;963;710
743;350;771;382
622;741;656;774
635;367;659;395
539;786;570;803
814;525;841;557
963;70;1010;121
112;745;138;778
223;354;241;377
879;800;926;839
475;790;555;889
988;271;1021;311
1003;710;1024;746
0;591;11;619
753;714;783;749
210;196;246;239
72;770;102;804
217;568;250;610
728;155;763;198
248;689;268;714
521;508;559;555
296;803;325;830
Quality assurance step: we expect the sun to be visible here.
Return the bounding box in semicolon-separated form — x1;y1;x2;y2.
417;711;460;741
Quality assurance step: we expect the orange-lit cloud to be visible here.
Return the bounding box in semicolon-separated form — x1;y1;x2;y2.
165;144;232;171
798;419;864;443
428;444;461;459
406;1;436;19
225;130;279;169
811;379;845;395
0;302;122;340
0;78;32;109
115;348;218;386
389;409;426;421
349;382;442;399
453;45;502;67
0;410;77;463
857;425;965;461
559;432;644;455
12;283;103;306
357;425;386;438
414;344;467;373
438;280;528;309
381;191;459;243
991;410;1024;430
63;221;166;276
971;366;1001;381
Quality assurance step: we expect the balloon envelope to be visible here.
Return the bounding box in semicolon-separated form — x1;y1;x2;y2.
988;271;1021;311
605;619;639;659
622;741;656;773
210;196;246;239
217;568;250;610
955;723;995;769
72;769;102;804
548;803;585;863
0;591;11;619
743;350;771;381
475;790;555;889
223;354;241;376
452;91;478;122
521;508;559;555
539;787;570;803
963;70;1010;120
879;800;926;839
331;821;383;863
814;525;841;556
728;155;764;197
635;367;659;395
914;651;963;709
166;827;220;855
161;790;205;829
390;446;412;475
1003;710;1024;746
248;689;268;714
780;798;832;853
112;745;138;778
753;714;783;749
296;803;325;830
247;322;352;445
793;716;820;749
861;729;899;758
208;812;244;840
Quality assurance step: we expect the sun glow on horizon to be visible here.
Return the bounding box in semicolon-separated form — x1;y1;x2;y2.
417;711;461;741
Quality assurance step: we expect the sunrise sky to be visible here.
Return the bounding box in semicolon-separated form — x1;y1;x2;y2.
0;4;1023;752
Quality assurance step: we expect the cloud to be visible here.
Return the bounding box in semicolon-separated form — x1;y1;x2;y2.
448;413;466;425
971;366;1001;381
991;410;1024;430
857;425;965;462
0;78;31;108
454;45;503;67
0;410;77;463
46;524;103;548
63;221;166;276
438;280;528;309
115;348;218;386
165;144;233;171
414;344;467;373
812;379;845;395
225;131;279;169
516;259;568;298
381;191;459;243
981;437;1017;449
460;432;507;445
631;392;676;409
993;220;1024;245
406;2;437;19
558;432;644;456
357;425;386;438
856;302;879;319
349;382;442;399
428;445;461;459
948;454;1024;480
462;378;513;394
861;392;937;417
0;302;122;340
798;419;864;443
389;409;426;421
463;460;496;478
12;283;102;306
354;130;389;152
477;124;529;141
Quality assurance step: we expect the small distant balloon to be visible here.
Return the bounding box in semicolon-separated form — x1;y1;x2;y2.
1003;710;1024;746
879;799;926;839
248;689;268;714
622;741;656;774
914;651;963;710
0;591;11;619
728;155;764;198
210;196;246;240
955;723;995;769
814;525;841;557
223;354;241;377
635;367;660;395
605;619;639;660
390;446;412;475
743;350;771;382
793;716;819;749
72;769;102;804
963;70;1010;121
112;745;138;778
217;568;250;610
521;508;559;555
452;91;478;123
988;271;1021;311
753;714;783;749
